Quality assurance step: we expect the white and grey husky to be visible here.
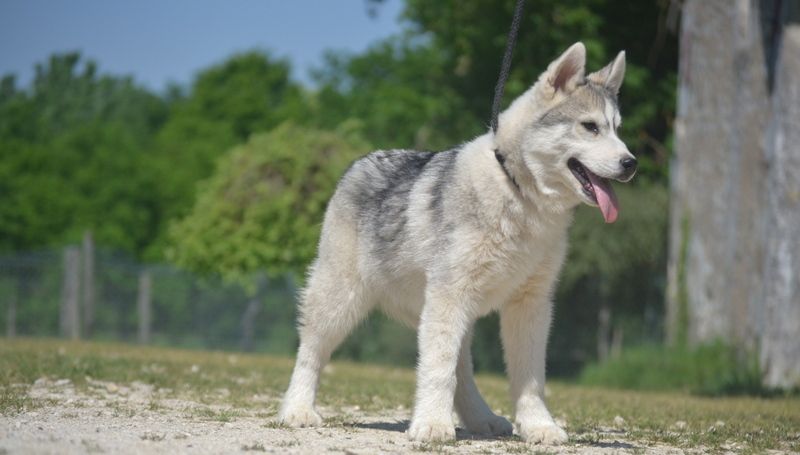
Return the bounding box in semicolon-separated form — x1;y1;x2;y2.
279;42;636;444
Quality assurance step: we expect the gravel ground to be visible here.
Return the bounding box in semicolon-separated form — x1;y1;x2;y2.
0;378;770;454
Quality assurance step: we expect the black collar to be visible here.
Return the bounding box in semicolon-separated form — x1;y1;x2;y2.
494;148;520;191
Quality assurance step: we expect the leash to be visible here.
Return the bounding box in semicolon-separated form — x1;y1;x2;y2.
490;0;526;134
491;0;526;191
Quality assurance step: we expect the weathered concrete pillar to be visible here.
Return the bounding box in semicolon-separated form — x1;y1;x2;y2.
668;0;799;388
668;0;769;346
758;24;800;388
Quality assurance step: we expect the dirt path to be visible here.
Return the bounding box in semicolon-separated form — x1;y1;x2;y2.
0;378;708;454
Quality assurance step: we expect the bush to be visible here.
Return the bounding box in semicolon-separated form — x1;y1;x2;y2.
578;342;768;396
167;121;370;286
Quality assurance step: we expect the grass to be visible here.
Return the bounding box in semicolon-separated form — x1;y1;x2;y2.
2;338;799;453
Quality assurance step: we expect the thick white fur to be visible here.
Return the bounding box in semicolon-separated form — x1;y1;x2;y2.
279;42;632;445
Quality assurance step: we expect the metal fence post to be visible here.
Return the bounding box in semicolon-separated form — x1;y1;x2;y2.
137;269;152;344
6;284;16;338
60;246;81;340
81;231;95;337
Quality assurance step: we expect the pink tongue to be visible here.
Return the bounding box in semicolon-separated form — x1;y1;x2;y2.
586;171;619;223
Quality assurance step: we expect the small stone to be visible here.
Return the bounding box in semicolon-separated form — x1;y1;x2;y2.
673;420;688;430
105;383;119;393
54;379;71;387
613;415;625;427
190;365;200;373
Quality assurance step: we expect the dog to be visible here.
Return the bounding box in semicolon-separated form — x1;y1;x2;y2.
279;42;635;444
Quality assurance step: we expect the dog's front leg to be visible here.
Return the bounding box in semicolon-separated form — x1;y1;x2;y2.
454;326;514;436
500;278;568;445
408;287;471;442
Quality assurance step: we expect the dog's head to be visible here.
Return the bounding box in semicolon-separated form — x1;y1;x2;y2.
496;42;636;223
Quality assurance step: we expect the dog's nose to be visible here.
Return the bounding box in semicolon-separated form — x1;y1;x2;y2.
621;157;637;171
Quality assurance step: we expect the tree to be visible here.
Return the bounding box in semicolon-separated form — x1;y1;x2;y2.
312;37;475;150
0;53;167;254
168;122;370;285
147;52;311;258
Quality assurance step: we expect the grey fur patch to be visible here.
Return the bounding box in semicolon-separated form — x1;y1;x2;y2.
342;149;442;260
428;148;459;225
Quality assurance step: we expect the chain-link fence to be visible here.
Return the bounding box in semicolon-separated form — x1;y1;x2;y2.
1;236;664;376
0;237;299;354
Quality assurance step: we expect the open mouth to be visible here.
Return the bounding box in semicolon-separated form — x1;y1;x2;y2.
568;158;597;202
567;158;619;223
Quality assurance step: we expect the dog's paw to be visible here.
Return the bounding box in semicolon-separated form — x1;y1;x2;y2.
408;418;456;442
463;413;514;437
278;406;322;428
518;422;568;445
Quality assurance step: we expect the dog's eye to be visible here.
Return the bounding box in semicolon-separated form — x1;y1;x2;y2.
581;122;599;134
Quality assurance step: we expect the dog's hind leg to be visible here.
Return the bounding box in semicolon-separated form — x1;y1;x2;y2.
278;265;370;427
279;207;371;427
454;327;513;436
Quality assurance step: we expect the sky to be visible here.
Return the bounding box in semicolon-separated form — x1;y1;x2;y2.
0;0;405;92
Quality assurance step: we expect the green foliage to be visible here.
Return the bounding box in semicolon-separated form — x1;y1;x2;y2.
335;314;418;366
179;51;308;140
168;122;370;284
0;51;307;259
579;342;771;396
562;183;669;293
148;51;310;258
312;36;476;150
400;0;677;180
0;53;167;253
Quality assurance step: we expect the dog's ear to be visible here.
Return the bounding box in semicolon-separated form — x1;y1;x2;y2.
540;42;586;97
587;51;626;95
